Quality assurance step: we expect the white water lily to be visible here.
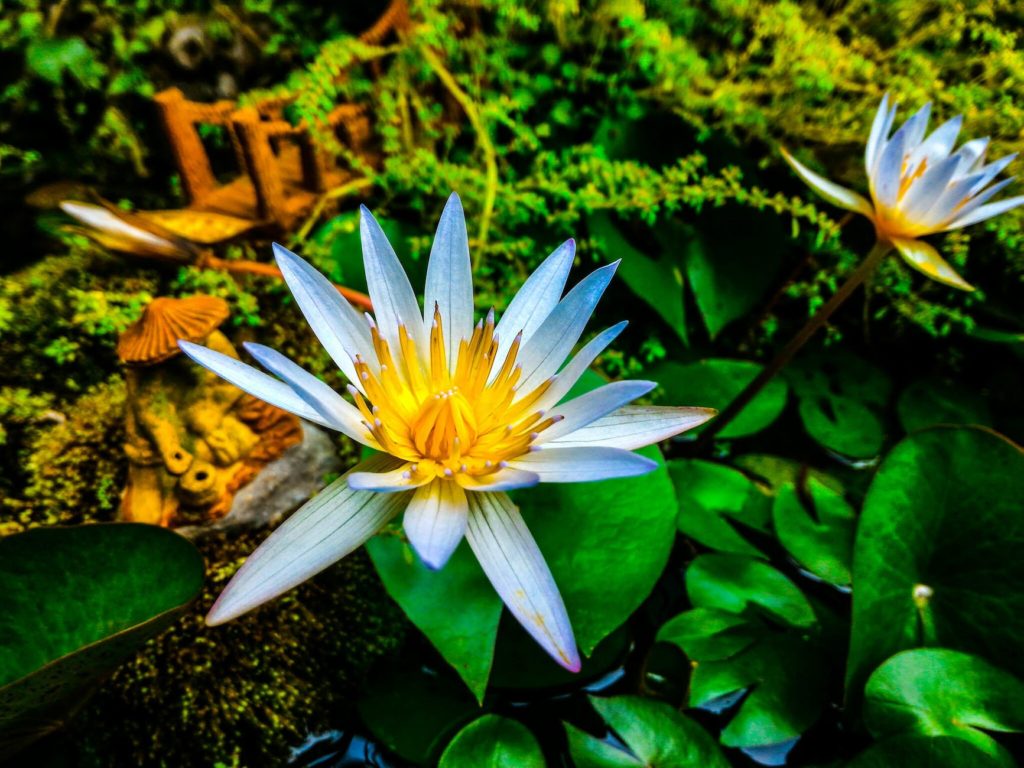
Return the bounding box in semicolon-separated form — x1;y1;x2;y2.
179;193;714;671
782;94;1024;291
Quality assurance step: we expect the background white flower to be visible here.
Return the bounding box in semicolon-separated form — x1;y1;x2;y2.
782;94;1024;291
179;193;714;671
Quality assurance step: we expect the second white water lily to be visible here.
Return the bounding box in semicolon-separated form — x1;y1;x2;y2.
179;193;714;671
783;94;1024;290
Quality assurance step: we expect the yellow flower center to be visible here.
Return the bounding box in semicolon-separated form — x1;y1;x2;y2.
349;306;558;482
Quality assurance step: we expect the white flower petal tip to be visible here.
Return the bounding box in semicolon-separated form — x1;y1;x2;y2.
549;405;718;450
205;455;409;626
780;147;874;218
890;237;975;292
404;481;469;570
512;446;660;483
348;464;433;493
466;492;581;672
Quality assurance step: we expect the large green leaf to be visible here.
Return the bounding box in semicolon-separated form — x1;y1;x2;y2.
566;695;730;768
897;378;992;434
669;459;772;558
652;359;789;439
588;212;688;345
863;649;1024;763
0;524;204;758
784;350;891;459
438;715;544;768
846;735;1014;768
686;554;816;628
847;427;1024;698
772;478;855;587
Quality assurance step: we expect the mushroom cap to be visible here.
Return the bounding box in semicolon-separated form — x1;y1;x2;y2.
118;295;230;366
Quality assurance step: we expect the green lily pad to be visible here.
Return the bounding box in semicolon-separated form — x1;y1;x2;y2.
785;350;891;459
732;454;844;496
772;478;855;586
863;649;1024;763
588;211;688;345
0;524;204;758
438;715;544;768
652;359;789;439
659;554;827;751
566;695;730;768
846;426;1024;700
897;378;992;434
669;459;772;558
846;735;1014;768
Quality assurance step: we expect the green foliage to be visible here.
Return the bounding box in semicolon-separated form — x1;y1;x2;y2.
772;478;855;586
438;715;545;768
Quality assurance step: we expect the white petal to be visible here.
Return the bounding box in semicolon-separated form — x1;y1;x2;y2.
533;322;628;413
509;446;659;483
273;243;374;391
206;454;410;625
901;102;932;149
547;405;717;450
60;201;183;255
403;480;469;570
242;342;373;446
954;138;990;174
941;177;1016;229
865;94;894;177
492;239;575;378
966;153;1017;195
515;261;619;396
873;125;909;209
891;237;974;291
946;193;1024;230
920;167;1006;229
909;115;962;169
360;206;428;356
540;380;655;443
781;149;874;218
465;491;580;671
178;340;334;429
455;468;541;492
347;462;433;493
424;193;474;370
899;154;962;222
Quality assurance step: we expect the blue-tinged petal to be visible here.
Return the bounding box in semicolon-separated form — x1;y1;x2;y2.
348;462;432;492
540;380;656;443
865;94;894;177
492;239;575;376
206;454;410;625
424;193;474;370
515;261;619;395
954;137;990;174
780;149;874;218
242;342;374;447
547;405;716;450
360;205;428;356
938;176;1015;229
465;491;580;672
899;154;962;223
455;467;541;492
901;102;932;150
178;340;335;429
61;201;185;256
533;322;628;412
403;480;468;570
909;114;962;168
872;124;909;209
946;192;1024;231
273;243;374;390
508;445;658;483
891;237;974;291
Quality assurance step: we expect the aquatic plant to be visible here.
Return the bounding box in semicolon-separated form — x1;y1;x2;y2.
180;194;714;669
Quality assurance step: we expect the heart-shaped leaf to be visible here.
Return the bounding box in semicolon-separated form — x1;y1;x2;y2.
438;714;544;767
566;695;730;768
0;524;204;758
772;477;855;586
864;648;1024;762
846;426;1024;699
652;359;789;439
846;735;1014;768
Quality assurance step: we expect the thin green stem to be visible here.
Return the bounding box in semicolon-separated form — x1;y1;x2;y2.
697;239;892;446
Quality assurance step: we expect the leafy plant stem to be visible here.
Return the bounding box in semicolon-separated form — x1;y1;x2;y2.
698;239;892;446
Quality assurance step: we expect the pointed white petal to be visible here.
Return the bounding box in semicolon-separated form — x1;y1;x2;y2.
547;405;717;450
242;342;374;446
920;167;1006;229
955;138;990;174
403;480;469;570
899;154;962;222
347;462;433;492
178;340;334;429
540;380;655;443
492;239;575;377
891;237;974;291
865;94;893;177
465;491;580;671
206;455;409;625
873;125;909;209
940;177;1016;229
61;201;183;254
781;148;874;218
424;193;474;370
515;261;619;396
273;243;374;391
946;193;1024;230
909;115;962;168
533;322;628;413
901;102;932;149
509;445;658;483
455;468;541;492
966;153;1017;196
360;206;428;356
